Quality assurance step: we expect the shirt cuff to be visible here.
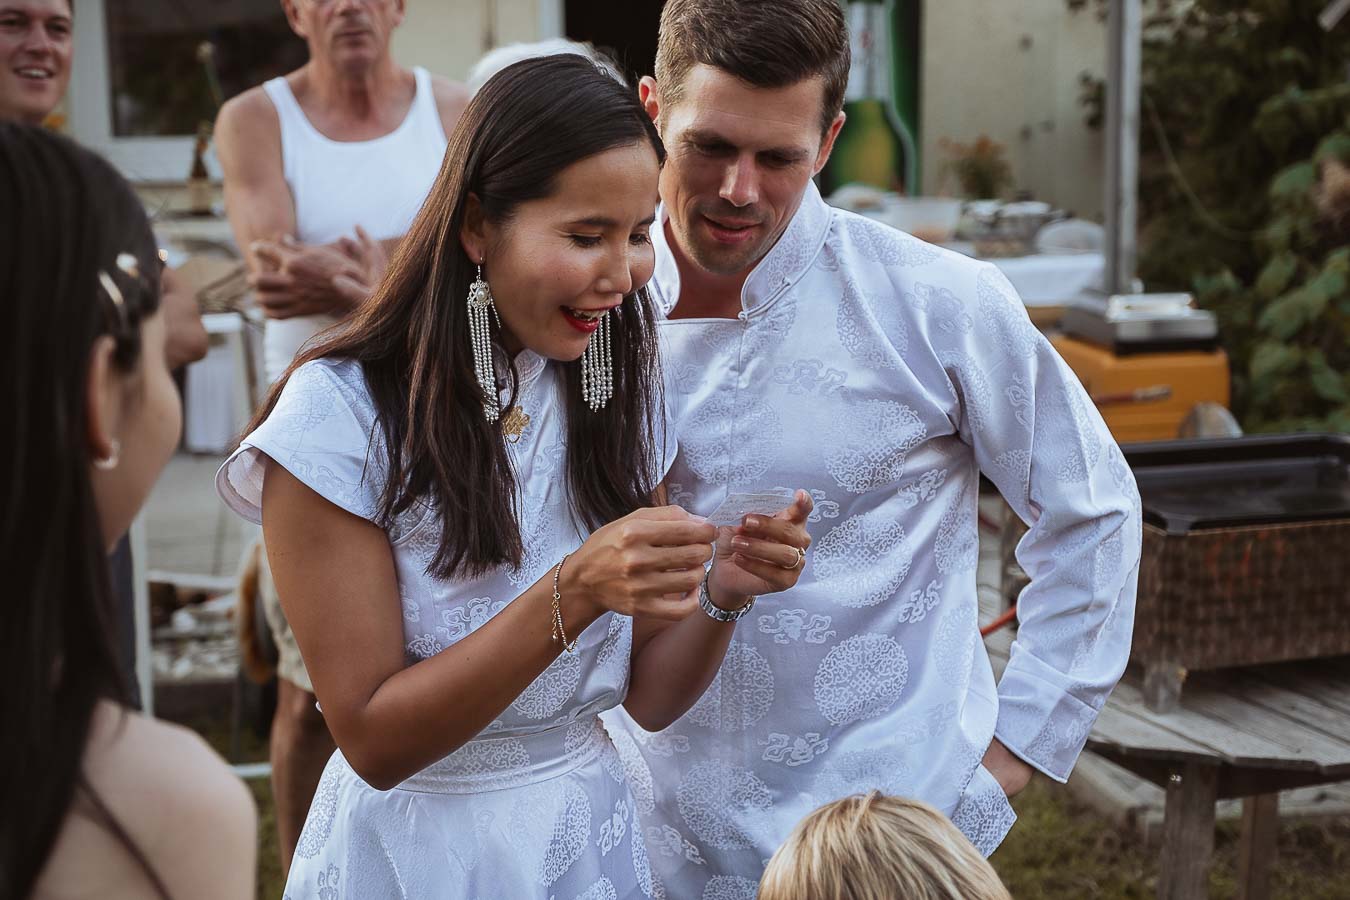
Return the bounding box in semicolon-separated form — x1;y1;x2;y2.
994;644;1102;783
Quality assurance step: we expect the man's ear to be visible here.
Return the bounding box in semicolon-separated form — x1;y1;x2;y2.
84;334;123;467
280;0;307;39
638;76;661;128
812;110;848;177
390;0;407;28
459;192;489;265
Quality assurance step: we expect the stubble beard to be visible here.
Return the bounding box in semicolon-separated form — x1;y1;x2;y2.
671;213;776;279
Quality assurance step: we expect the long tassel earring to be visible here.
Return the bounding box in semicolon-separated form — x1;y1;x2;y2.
580;308;614;412
467;263;501;423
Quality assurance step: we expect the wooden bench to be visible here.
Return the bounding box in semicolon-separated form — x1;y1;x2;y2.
985;627;1350;900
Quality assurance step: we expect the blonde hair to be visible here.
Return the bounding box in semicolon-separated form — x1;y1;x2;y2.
757;792;1011;900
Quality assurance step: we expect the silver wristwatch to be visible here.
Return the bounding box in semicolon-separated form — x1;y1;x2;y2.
698;570;755;622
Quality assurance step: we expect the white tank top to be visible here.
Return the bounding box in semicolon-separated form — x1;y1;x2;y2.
260;67;447;382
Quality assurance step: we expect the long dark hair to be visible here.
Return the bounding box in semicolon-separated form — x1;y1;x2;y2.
252;55;668;578
0;124;168;898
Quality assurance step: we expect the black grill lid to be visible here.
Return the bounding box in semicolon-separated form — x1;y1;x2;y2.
1122;434;1350;534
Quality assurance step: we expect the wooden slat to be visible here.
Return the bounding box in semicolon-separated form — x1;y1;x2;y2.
1255;662;1350;718
1105;681;1325;771
1175;689;1350;774
1217;670;1350;749
1086;705;1217;764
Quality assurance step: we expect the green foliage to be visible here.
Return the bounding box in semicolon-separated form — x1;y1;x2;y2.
1070;0;1350;432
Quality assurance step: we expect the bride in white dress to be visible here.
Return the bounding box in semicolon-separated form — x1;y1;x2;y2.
217;55;812;899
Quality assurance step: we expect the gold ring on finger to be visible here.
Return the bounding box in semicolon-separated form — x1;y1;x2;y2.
781;546;806;570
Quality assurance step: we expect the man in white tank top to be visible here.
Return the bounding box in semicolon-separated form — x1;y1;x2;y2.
213;0;467;876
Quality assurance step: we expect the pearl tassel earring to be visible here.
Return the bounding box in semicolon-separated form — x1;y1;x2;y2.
580;308;613;412
467;263;501;423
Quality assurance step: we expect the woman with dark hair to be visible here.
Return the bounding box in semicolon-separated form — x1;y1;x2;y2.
0;123;256;900
216;54;812;897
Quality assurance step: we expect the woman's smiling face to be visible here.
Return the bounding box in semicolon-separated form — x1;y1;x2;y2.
462;140;661;361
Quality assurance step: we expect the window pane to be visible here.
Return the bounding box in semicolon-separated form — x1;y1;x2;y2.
106;0;308;137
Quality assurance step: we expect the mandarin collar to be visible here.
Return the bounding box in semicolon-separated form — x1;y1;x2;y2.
649;206;682;317
501;348;547;391
650;180;833;318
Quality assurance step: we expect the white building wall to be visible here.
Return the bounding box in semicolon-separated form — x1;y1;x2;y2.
393;0;560;81
921;0;1107;218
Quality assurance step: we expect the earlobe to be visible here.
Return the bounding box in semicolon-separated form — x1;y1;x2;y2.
84;335;122;469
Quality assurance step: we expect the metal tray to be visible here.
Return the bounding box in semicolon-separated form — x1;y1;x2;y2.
1122;434;1350;533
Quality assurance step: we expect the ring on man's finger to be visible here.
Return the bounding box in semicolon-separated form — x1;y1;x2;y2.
779;546;806;570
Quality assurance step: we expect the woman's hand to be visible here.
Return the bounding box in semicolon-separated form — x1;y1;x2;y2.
706;489;813;606
564;506;717;621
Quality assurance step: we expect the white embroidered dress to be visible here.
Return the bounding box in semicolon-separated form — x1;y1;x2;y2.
218;354;668;900
603;183;1142;898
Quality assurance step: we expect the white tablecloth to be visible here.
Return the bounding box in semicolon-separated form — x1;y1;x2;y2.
183;313;254;454
942;244;1105;307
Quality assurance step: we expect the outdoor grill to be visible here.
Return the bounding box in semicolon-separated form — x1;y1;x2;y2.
1124;434;1350;711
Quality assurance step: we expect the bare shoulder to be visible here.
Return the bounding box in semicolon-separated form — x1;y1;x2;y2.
430;74;471;134
214;85;280;162
83;704;257;894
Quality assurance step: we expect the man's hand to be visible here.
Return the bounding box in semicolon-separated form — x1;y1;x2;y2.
706;490;813;603
330;226;390;309
982;738;1034;798
248;236;365;320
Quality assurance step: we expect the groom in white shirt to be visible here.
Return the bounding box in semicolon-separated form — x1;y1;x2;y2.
604;0;1142;894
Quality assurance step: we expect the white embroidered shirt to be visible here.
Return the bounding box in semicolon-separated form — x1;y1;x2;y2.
604;182;1141;896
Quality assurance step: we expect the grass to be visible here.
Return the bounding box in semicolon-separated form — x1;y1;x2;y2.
178;710;1349;899
993;777;1350;900
247;778;284;899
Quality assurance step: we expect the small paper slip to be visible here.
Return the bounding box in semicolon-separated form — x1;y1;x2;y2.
706;488;796;527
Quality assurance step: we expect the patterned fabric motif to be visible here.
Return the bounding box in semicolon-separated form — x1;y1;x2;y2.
812;511;913;608
294;754;342;860
613;181;1141;897
681;396;782;486
814;634;910;725
676;761;774;850
508;779;593;885
951;765;1019;857
823;399;926;493
686;641;775;732
702;875;761;900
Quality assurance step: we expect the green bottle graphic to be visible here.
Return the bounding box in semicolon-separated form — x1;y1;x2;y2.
821;0;919;197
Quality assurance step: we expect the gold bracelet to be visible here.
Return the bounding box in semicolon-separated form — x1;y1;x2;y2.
551;554;579;654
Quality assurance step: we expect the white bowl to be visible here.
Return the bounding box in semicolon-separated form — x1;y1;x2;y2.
879;196;963;243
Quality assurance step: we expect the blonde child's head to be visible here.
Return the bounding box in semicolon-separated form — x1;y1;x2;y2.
757;791;1011;900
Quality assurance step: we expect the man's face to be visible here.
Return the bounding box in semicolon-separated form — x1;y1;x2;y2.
285;0;404;76
647;64;843;278
0;0;72;125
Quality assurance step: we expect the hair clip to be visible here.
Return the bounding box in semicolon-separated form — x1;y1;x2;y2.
98;270;128;328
